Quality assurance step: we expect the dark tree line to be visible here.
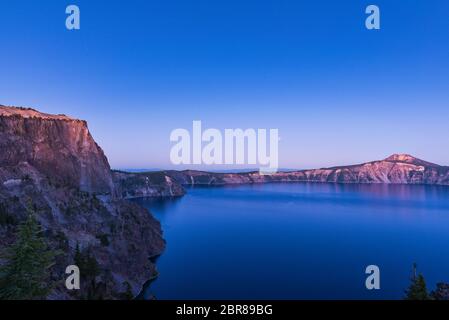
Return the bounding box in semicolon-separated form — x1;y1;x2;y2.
404;263;449;300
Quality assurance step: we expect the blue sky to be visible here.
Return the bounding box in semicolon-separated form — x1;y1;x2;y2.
0;0;448;170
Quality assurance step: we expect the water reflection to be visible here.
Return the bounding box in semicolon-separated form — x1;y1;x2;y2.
132;182;449;300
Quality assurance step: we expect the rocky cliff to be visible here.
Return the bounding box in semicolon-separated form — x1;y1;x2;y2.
113;170;185;198
0;105;165;299
0;106;114;194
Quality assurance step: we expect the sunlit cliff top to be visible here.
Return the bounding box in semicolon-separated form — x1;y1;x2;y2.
0;105;75;121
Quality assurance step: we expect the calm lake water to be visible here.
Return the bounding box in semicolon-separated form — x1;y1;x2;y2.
133;183;449;300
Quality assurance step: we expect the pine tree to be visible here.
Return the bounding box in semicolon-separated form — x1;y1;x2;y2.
431;282;449;300
404;263;430;300
0;213;57;300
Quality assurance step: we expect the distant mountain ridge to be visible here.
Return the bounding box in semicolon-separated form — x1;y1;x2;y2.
115;154;449;198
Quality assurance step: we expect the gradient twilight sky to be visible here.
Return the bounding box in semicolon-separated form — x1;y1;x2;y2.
0;0;448;170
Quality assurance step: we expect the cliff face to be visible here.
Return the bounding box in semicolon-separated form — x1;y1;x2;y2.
0;106;164;299
0;106;114;194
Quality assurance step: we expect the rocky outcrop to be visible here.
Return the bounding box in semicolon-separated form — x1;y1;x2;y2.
113;171;185;198
0;105;165;299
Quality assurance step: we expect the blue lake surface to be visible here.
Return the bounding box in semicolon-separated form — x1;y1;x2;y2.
133;183;449;300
